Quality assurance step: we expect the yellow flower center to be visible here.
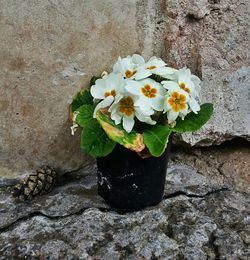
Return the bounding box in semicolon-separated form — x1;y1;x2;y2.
104;90;116;98
119;96;135;116
168;91;187;112
125;70;136;78
147;65;157;70
179;82;190;93
141;84;157;98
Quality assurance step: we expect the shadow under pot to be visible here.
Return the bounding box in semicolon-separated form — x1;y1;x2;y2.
96;141;171;212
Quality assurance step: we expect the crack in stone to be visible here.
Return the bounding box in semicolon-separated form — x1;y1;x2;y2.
0;206;113;234
163;187;229;200
0;187;229;234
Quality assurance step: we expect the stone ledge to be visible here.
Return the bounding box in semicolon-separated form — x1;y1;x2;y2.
0;164;249;259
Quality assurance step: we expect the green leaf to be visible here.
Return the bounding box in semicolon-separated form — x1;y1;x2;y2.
71;76;116;157
75;104;115;157
89;76;100;87
96;109;145;153
71;89;93;112
70;76;100;113
173;103;213;133
80;122;116;157
76;104;95;128
143;125;172;157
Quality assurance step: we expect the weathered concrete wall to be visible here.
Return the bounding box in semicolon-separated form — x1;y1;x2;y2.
0;0;249;177
0;0;160;177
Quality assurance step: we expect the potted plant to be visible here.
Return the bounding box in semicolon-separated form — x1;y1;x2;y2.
69;54;213;212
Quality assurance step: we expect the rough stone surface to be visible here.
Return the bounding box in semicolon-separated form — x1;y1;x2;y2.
171;139;250;194
0;164;249;259
1;0;250;177
162;0;250;145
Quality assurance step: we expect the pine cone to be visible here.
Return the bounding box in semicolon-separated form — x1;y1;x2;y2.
12;166;57;200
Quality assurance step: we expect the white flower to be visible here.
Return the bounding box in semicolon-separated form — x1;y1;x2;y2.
108;94;156;133
163;85;190;124
90;73;125;118
90;72;125;100
177;68;201;98
134;56;177;80
162;68;201;114
113;54;176;81
113;54;145;79
125;78;166;113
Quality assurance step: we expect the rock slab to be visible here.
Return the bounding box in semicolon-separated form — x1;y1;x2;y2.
1;0;250;178
0;164;249;259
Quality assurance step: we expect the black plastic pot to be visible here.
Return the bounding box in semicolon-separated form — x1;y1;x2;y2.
96;141;171;212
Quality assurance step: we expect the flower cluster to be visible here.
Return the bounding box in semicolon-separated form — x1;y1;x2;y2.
90;54;201;133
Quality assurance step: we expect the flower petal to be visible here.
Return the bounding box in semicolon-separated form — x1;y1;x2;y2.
93;96;114;118
179;105;189;120
167;109;179;123
191;74;201;85
134;98;153;114
162;81;180;92
123;116;135;133
179;89;190;101
189;98;200;113
113;56;135;77
110;109;122;125
178;68;192;84
151;96;164;111
152;66;175;77
134;69;152;80
125;80;142;95
164;97;172;112
90;78;108;99
132;54;145;66
147;56;166;67
191;75;201;93
161;67;178;80
107;73;125;94
135;110;156;125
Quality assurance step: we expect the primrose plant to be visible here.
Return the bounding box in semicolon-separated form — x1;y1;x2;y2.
69;54;213;158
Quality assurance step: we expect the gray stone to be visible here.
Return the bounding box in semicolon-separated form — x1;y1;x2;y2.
0;163;222;231
0;0;249;178
170;141;250;195
0;164;249;259
0;164;108;230
162;0;250;146
165;164;225;196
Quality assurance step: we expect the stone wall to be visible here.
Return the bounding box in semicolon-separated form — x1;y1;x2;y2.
161;0;250;145
0;0;249;177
